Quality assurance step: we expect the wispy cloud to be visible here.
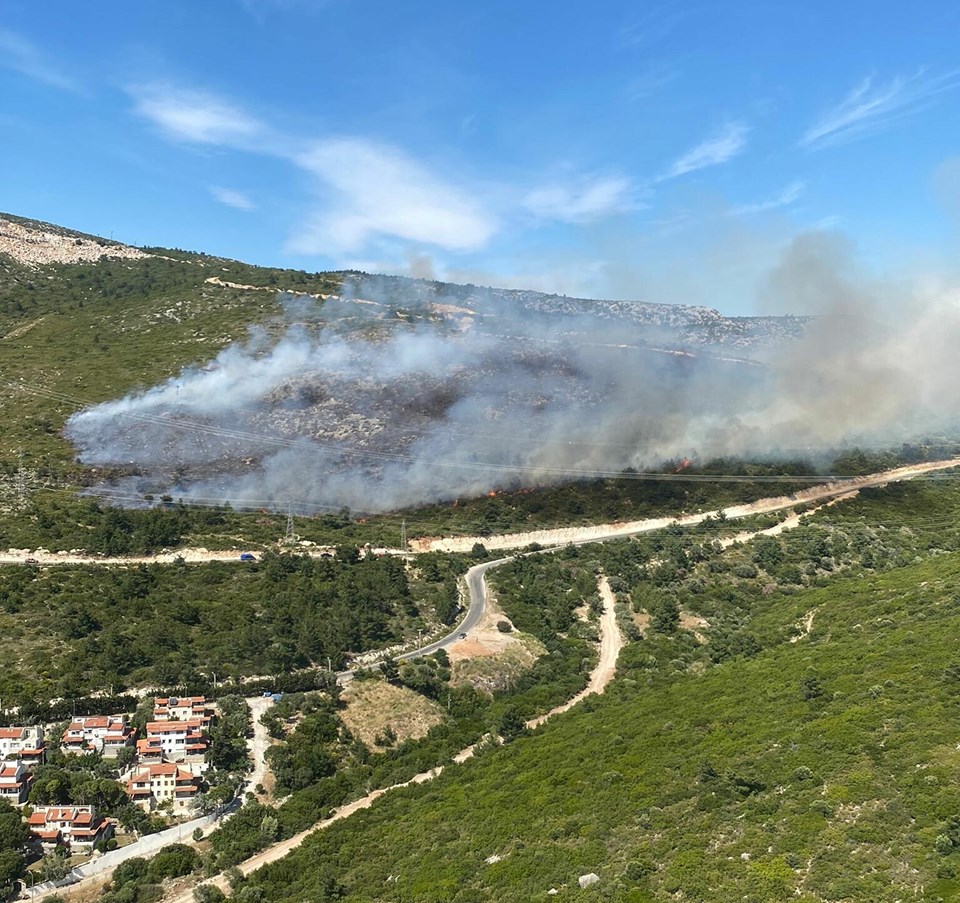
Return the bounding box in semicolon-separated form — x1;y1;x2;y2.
129;83;265;145
801;70;960;150
619;6;695;49
0;26;78;92
524;174;637;224
290;138;498;254
624;63;678;103
129;82;498;255
731;180;805;216
663;122;749;179
210;186;257;211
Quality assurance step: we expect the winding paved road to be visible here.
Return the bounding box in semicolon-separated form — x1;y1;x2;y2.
16;458;960;901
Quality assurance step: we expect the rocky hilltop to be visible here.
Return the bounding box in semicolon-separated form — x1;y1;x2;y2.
0;213;151;268
323;272;813;355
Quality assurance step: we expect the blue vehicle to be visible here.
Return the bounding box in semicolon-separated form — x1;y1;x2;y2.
240;552;257;562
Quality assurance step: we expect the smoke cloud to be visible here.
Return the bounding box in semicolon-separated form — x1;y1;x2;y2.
66;234;960;514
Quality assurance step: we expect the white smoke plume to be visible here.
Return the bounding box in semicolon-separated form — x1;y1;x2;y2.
66;235;960;513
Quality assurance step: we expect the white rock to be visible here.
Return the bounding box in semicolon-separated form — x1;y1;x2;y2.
578;873;600;888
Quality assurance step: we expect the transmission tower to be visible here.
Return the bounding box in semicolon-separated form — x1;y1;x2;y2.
400;519;407;550
284;502;295;544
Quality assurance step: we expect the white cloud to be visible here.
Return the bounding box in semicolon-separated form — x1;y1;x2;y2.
524;174;636;224
801;70;960;150
128;81;497;256
289;138;497;254
130;84;264;145
731;180;805;216
0;26;78;92
664;122;749;179
211;186;256;211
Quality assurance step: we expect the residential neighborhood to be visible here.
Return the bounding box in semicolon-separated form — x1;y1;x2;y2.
60;716;135;758
25;807;113;854
0;694;228;873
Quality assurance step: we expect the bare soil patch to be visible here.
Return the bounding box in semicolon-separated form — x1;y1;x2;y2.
446;596;522;663
0;217;151;267
680;611;710;644
340;681;445;749
446;592;545;692
451;635;545;694
633;609;651;636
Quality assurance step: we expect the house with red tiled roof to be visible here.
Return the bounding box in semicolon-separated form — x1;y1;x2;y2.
0;761;30;805
145;720;208;763
153;696;214;728
27;806;113;852
0;725;45;765
61;715;136;758
126;762;201;813
135;736;165;766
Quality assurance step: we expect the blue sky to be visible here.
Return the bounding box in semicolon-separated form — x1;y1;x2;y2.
2;0;960;314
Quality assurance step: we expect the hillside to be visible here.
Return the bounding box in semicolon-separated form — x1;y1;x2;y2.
236;476;960;902
0;212;822;522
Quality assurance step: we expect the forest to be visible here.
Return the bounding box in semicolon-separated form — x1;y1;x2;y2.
219;473;960;902
0;550;460;706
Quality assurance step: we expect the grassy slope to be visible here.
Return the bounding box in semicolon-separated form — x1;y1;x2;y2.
0;249;341;469
243;488;960;903
0;234;843;549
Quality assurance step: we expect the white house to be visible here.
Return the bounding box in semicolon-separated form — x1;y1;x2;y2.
126;763;200;813
0;761;30;805
0;726;45;765
61;715;136;757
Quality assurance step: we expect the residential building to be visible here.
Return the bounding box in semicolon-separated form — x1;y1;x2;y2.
61;715;136;757
0;726;45;765
153;696;215;728
145;720;208;762
135;736;165;766
27;806;113;852
126;763;201;813
0;761;30;805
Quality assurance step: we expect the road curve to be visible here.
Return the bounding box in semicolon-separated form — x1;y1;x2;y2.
397;554;513;662
17;459;960;901
397;457;960;666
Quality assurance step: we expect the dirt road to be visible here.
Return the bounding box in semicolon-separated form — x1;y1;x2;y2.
246;696;274;794
162;574;626;903
411;458;960;553
526;575;623;728
6;459;956;570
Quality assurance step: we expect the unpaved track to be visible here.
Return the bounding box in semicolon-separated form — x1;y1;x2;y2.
246;696;274;795
6;460;957;569
30;459;960;902
162;574;626;903
412;459;960;553
526;575;622;728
